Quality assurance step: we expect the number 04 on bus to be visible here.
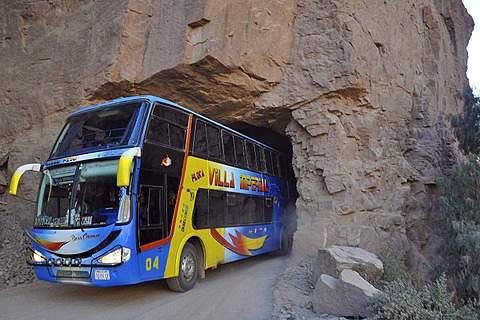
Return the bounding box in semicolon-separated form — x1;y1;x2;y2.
10;95;296;292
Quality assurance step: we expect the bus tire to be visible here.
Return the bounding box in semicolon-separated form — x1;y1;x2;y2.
275;229;293;256
166;242;198;292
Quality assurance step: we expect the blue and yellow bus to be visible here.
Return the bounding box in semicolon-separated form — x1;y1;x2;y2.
9;95;296;291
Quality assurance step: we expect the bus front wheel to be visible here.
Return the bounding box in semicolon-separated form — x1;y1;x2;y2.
167;242;198;292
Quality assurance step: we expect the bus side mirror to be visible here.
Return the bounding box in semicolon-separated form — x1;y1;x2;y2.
9;163;42;196
117;147;141;187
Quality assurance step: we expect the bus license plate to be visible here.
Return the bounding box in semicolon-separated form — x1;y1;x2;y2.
94;270;110;280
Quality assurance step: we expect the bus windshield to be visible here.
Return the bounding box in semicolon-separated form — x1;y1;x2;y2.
36;160;127;228
50;102;143;158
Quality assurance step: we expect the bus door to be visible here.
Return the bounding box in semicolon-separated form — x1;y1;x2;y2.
137;184;171;280
138;185;167;246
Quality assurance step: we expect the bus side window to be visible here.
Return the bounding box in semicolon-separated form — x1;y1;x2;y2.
245;141;257;171
271;153;280;177
264;197;274;223
256;146;266;172
253;196;265;223
234;136;246;167
194;121;207;156
239;194;255;225
264;150;274;175
153;104;189;127
153;103;188;128
149;103;188;150
273;153;283;177
225;193;239;225
222;131;235;165
192;190;274;228
170;124;186;149
208;189;224;227
207;125;221;160
193;189;208;228
146;118;168;144
272;151;280;176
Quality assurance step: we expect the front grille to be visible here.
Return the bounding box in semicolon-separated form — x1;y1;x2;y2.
56;270;90;279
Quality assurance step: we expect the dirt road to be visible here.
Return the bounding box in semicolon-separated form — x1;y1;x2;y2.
0;254;286;320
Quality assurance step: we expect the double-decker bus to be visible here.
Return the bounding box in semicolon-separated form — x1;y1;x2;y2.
9;95;296;291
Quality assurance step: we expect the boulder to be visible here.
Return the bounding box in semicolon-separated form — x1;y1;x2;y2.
312;269;380;318
311;245;383;285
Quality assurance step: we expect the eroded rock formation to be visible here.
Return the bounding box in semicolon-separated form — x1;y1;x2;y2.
283;1;473;279
0;0;474;286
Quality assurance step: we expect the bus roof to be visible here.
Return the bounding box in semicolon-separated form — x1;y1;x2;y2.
71;95;282;153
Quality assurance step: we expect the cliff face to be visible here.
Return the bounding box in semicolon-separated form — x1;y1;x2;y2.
282;1;472;276
282;0;473;275
0;0;473;282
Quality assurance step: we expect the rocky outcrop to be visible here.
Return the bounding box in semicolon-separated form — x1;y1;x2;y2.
280;0;473;280
311;245;384;285
0;0;474;288
0;202;36;288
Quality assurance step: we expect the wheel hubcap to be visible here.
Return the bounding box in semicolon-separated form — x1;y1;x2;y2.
181;253;195;282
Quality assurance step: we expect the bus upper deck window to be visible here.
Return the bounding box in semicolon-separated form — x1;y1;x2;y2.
207;125;221;160
169;125;186;149
51;102;142;158
256;146;266;172
153;104;189;127
194;121;207;156
146;118;168;143
245;141;257;171
146;111;186;150
264;150;274;175
222;131;235;165
234;136;246;167
272;153;282;177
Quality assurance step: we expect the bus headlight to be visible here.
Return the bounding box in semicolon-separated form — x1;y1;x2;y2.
30;250;46;263
97;247;131;265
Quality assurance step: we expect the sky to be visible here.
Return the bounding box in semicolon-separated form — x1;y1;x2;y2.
463;0;480;95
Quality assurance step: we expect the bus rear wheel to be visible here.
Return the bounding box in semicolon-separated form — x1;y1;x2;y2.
167;242;198;292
